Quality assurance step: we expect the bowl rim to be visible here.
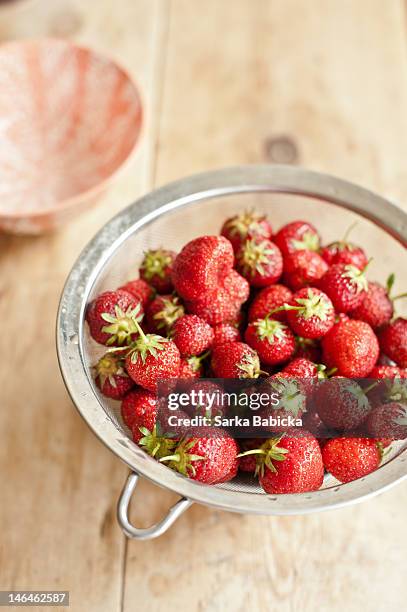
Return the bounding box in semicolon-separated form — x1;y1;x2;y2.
0;37;143;220
56;164;407;515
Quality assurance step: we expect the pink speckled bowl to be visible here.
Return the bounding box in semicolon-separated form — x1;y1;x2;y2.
0;39;143;234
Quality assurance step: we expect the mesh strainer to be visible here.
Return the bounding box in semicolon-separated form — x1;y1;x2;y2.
57;165;407;540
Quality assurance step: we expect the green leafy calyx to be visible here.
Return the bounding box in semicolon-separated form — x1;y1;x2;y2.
101;303;144;346
141;249;173;280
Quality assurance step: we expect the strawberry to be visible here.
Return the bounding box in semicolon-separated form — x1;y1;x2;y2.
264;373;307;420
274;221;320;256
146;294;185;334
125;323;181;392
186;289;241;326
239;433;324;494
314;377;373;431
322;437;382;483
283;250;328;291
320;242;368;270
118;278;155;308
223;269;250;303
349;281;393;329
183;380;228;421
378;317;407;368
160;429;239;484
211;341;261;378
121;388;157;431
178;355;206;378
212;323;241;346
283;357;323;380
322;319;379;377
172;236;234;301
369;365;407;380
365;365;407;406
86;290;143;346
121;389;178;459
366;402;407;440
318;262;368;313
245;318;296;365
94;352;134;399
283;287;335;339
171;314;214;357
235;238;283;287
248;284;293;323
220;210;273;252
139;249;176;293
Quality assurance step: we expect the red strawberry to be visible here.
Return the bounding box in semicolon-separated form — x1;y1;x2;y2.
283;250;328;291
220;210;272;252
178;355;206;378
211;342;261;378
139;249;176;293
264;373;307;420
146;294;185;334
172;236;234;301
118;278;155;308
121;389;178;459
349;281;393;329
314;377;372;431
240;433;324;494
320;242;368;270
283;357;322;379
322;319;379;377
378;317;407;368
369;365;407;380
274;221;320;256
161;429;239;484
245;318;296;365
125;325;181;392
86;290;143;346
223;269;250;303
365;365;407;406
121;388;157;431
366;402;407;440
236;238;283;287
283;287;335;339
322;437;382;483
171;314;214;357
319;262;368;313
212;323;241;346
248;284;293;323
181;380;228;421
94;352;134;399
186;289;240;326
301;408;330;438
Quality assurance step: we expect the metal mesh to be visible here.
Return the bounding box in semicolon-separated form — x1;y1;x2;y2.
82;191;407;496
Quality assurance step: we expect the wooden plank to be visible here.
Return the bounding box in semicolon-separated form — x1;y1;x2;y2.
123;1;407;611
0;1;164;611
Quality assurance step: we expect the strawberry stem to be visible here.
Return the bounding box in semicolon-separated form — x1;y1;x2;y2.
392;292;407;301
159;453;180;463
341;221;358;243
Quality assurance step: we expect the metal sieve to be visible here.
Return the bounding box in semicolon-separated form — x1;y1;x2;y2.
57;165;407;540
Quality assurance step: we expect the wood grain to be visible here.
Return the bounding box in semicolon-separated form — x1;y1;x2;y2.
0;1;406;612
0;1;164;611
123;1;407;611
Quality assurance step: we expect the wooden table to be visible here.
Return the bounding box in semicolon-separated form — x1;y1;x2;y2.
1;1;406;610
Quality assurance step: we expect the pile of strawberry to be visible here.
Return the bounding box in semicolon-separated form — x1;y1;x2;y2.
86;211;407;494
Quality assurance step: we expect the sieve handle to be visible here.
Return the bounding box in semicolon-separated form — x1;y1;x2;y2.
117;472;193;540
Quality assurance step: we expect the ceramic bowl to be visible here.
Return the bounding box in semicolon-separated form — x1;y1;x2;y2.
0;38;142;234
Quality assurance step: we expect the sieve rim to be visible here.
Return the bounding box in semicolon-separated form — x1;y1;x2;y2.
56;164;407;514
